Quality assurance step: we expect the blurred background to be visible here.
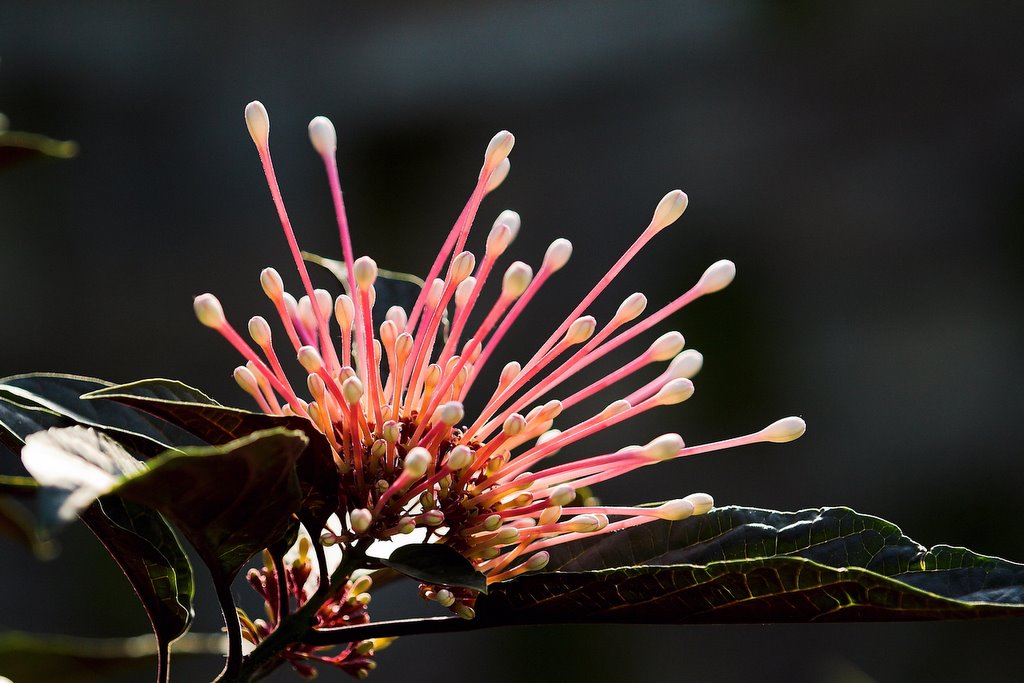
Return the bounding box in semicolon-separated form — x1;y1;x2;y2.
2;1;1023;681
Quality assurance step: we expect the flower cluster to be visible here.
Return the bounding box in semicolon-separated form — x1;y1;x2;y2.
194;101;804;619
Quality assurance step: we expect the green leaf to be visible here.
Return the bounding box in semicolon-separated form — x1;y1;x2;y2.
0;631;225;683
81;498;195;644
85;379;339;531
0;374;202;456
478;506;1024;623
112;427;308;581
382;543;488;594
0;396;73;458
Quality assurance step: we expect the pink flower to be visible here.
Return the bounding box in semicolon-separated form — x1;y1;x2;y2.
194;101;805;618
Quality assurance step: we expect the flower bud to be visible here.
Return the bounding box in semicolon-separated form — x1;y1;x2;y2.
308;115;337;156
193;294;226;328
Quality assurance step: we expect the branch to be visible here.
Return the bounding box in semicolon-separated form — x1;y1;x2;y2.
305;615;497;645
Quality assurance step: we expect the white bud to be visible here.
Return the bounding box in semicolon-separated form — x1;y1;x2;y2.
455;277;477;309
335;294;355;329
683;492;715;515
485;157;511;192
435;589;456;607
565;514;601;534
419;511;445;527
403;447;431;479
482;514;502;532
450;251;476;284
313;289;332;319
644;433;684;460
759;416;806;443
248;316;272;347
297;296;317;332
564;316;596;345
543;238;572;272
539;505;562;526
501;261;533;298
615;292;647;323
485;224;513;258
495;525;520;544
297;346;324;373
308;116;337;156
656;499;696;521
502;413;527;437
353;256;378;291
600;399;631;419
233;366;259;394
549;484;576;507
483;130;515;169
536;429;562;452
382;421;402;444
667;349;703;380
350;508;372;534
446;445;474;471
492;209;521;243
524;551;550;571
193;294;226;328
379;319;397;348
385;305;408;329
437;401;465;426
655;378;695;405
648;331;685;361
696;259;736;294
244;101;270;149
260;267;284;300
650;189;688;232
342;376;364;404
426;279;445;307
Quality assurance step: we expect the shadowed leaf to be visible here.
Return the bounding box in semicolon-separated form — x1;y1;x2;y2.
382;543;488;594
85;379;339;531
478;506;1024;623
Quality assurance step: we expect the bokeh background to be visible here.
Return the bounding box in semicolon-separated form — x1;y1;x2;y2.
2;2;1024;681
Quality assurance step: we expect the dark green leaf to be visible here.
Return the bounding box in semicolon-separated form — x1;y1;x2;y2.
382;543;488;593
81;498;194;644
86;379;339;531
478;506;1024;623
0;374;203;456
0;631;225;683
0;396;73;459
0;495;56;559
113;428;308;581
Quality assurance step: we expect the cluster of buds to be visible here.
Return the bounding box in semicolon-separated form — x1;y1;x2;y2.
241;536;387;678
195;101;805;622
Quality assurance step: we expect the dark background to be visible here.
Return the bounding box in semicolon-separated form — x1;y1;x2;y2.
2;2;1024;682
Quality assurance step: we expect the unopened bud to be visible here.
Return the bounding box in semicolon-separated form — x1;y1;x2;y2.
524;551;550;571
248;316;272;346
655;378;695;405
495;526;520;544
450;251;476;283
656;498;696;520
564;316;596;345
353;256;378;291
308;115;337;156
695;259;736;294
233;366;259;394
455;277;477;309
650;189;688;232
500;262;532;298
350;508;372;534
565;514;601;533
543;238;573;271
435;589;455;607
549;484;576;507
244;101;270;149
648;331;685;361
667;349;703;380
492;209;521;243
486;224;513;258
260;267;284;300
759;416;806;443
193;294;226;328
335;294;355;329
644;433;684;460
485;157;511;192
683;492;715;515
502;413;527;437
342;376;364;404
437;401;465;426
615;292;648;323
483;130;515;170
403;447;431;479
297;345;324;373
446;445;474;470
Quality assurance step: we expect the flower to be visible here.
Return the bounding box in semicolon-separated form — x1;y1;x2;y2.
195;101;805;620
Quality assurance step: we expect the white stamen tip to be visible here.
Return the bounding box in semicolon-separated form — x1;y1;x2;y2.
501;262;533;298
655;378;695;405
353;256;378;290
193;294;226;329
485;157;511;193
543;238;573;272
650;189;688;232
644;433;684;460
667;349;703;380
244;101;270;149
683;492;715;515
297;345;324;373
759;416;806;443
259;267;284;300
403;447;431;479
649;331;686;361
308;116;337;156
492;209;521;243
484;130;515;170
565;316;597;345
696;259;736;294
656;499;696;521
